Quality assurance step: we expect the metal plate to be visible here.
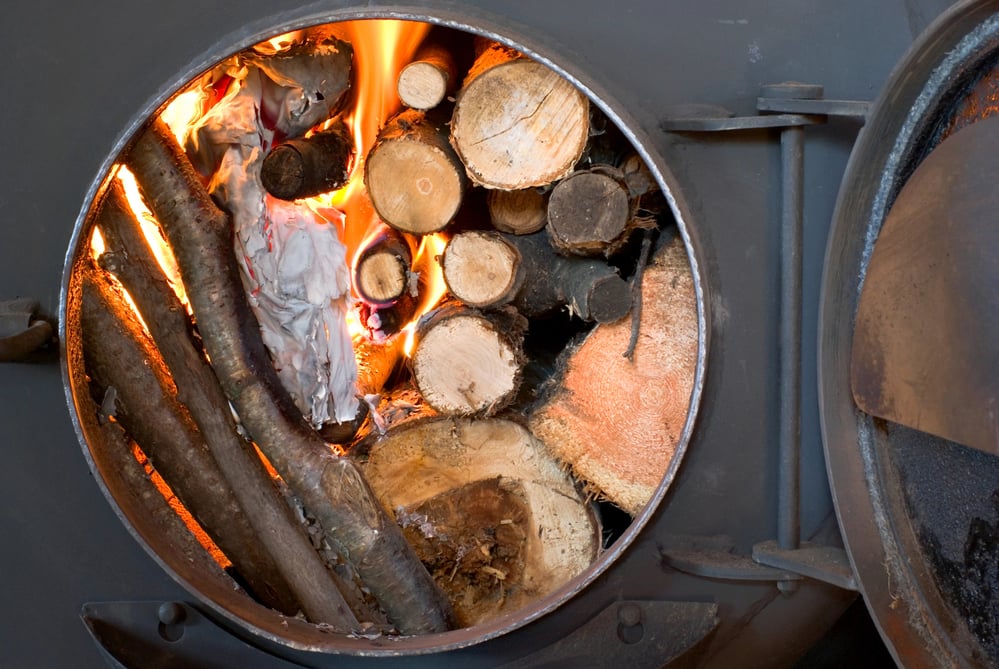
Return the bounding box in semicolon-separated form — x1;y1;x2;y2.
852;113;999;457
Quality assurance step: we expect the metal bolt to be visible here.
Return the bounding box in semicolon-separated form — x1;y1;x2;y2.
618;603;642;627
158;601;186;626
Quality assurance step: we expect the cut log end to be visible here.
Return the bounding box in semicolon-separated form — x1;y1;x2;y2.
442;231;521;307
398;61;450;110
547;171;632;256
451;59;589;190
357;251;409;304
365;110;466;235
260;124;353;201
487;188;548;235
529;236;698;515
358;417;599;627
413;311;522;415
581;273;632;324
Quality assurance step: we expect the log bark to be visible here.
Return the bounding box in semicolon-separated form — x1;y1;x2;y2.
450;41;589;189
486;188;548;235
260;118;353;200
529;234;699;515
80;267;304;617
365;108;466;235
95;180;370;629
126;119;454;635
411;304;526;416
356;417;599;627
91;404;236;587
442;230;631;323
397;42;457;111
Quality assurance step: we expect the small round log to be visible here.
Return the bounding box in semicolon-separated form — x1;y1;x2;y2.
486;188;548;235
261;119;354;200
441;231;522;308
397;42;457;111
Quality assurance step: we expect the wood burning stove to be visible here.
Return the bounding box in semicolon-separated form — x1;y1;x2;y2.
4;0;991;667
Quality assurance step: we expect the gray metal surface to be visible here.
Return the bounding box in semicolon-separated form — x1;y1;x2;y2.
852;112;999;458
820;0;999;665
0;0;958;667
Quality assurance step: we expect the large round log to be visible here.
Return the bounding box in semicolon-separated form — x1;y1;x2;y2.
450;42;588;190
357;417;600;627
365;108;466;235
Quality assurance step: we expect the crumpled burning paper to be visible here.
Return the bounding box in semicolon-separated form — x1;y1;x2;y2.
187;57;359;429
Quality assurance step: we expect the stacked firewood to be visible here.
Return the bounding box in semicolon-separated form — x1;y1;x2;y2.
75;22;697;636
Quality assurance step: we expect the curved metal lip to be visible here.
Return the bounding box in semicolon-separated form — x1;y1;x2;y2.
818;0;999;665
58;2;709;659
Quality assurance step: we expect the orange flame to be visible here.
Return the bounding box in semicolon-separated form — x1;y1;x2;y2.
403;232;449;357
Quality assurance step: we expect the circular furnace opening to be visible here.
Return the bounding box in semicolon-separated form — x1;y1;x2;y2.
61;15;704;656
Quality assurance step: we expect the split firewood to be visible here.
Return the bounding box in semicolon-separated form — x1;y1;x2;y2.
94;180;373;629
529;234;699;515
397;42;457;111
486;188;548;235
547;164;656;258
127;119;454;635
442;230;631;323
410;304;526;416
80;267;306;618
260;118;354;200
356;417;599;627
450;41;589;189
364;108;467;235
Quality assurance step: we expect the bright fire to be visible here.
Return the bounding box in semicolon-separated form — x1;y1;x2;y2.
92;18;447;395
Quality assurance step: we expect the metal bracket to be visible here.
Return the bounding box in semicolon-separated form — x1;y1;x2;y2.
0;298;55;362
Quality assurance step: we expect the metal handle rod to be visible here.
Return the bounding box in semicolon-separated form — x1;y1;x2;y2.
778;125;804;551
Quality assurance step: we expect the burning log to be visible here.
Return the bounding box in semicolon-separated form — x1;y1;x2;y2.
442;230;631;323
260;118;354;200
397;42;457;111
486;188;548;235
529;234;698;515
546;164;656;258
80;267;306;618
94;180;370;629
126;119;454;635
356;417;599;627
411;304;526;416
450;41;589;189
364;108;467;235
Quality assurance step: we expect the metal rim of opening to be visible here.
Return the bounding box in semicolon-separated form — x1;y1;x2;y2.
58;6;708;658
820;0;999;665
